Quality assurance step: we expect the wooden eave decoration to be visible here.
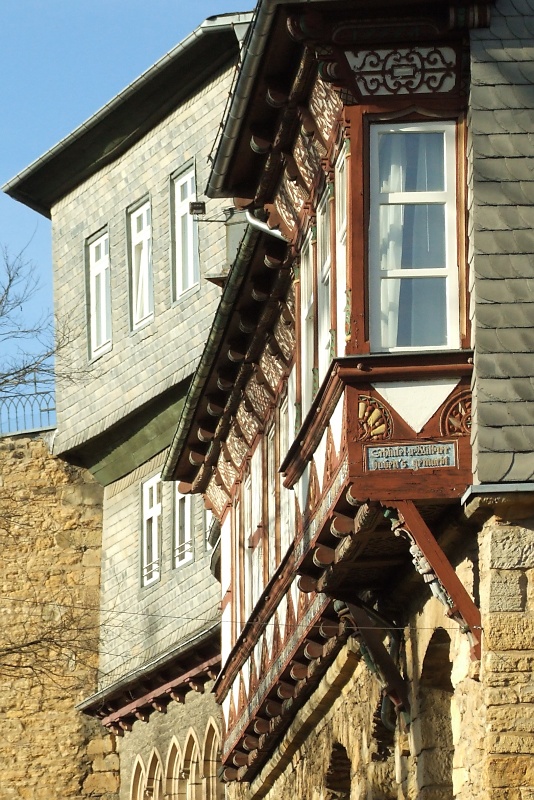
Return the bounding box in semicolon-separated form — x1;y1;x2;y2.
220;606;348;783
81;644;220;732
183;253;293;496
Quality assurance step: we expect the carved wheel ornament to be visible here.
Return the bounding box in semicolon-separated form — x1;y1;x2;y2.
355;396;393;441
440;390;471;437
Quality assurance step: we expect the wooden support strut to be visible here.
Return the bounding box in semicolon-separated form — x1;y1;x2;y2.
344;601;411;717
392;500;482;660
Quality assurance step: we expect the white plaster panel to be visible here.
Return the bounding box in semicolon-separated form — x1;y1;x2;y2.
330;392;344;455
372;379;460;432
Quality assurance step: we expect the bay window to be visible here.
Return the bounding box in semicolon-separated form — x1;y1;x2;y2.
369;121;459;352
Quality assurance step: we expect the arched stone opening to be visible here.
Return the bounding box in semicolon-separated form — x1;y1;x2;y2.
417;628;454;800
325;742;351;800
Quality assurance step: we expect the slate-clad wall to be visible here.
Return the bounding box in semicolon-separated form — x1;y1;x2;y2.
51;64;234;457
470;0;534;483
99;449;219;688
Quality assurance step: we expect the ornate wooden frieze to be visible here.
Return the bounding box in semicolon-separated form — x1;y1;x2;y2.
295;457;349;565
285;281;296;321
354;395;393;441
283;171;307;218
258;349;285;394
440;389;471;437
245;377;272;421
236;403;260;447
293;130;322;191
308;77;343;146
343;46;457;96
227;424;249;471
273;313;295;363
217;453;239;493
206;474;229;518
222;589;327;758
274;179;299;234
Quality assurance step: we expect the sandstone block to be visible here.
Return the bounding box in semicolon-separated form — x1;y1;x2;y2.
485;756;534;788
83;771;120;794
484;614;534;651
488;570;526;612
490;527;534;570
487;733;534;755
486;704;534;734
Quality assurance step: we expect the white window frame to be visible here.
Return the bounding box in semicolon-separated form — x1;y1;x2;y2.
174;486;194;567
335;145;348;358
130;200;153;329
141;473;161;587
279;397;292;557
316;189;332;384
300;234;314;416
173;168;199;299
87;231;111;359
369;121;459;352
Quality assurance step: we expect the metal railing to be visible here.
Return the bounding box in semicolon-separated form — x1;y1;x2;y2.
0;390;56;435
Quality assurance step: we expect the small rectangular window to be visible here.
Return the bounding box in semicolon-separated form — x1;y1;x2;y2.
300;235;314;416
141;474;161;586
174;486;193;567
130;200;153;328
173;169;199;299
316;190;332;384
88;231;111;358
335;146;348;358
369;121;459;352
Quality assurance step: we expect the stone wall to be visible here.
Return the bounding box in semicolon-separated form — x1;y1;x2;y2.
0;433;118;799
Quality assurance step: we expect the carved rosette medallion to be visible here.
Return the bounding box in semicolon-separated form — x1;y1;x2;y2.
344;47;457;96
440;390;471;437
355;395;393;441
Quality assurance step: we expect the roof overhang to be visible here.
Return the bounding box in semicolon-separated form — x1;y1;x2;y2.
3;12;252;218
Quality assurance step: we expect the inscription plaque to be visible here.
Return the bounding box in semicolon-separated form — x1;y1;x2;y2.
365;442;456;472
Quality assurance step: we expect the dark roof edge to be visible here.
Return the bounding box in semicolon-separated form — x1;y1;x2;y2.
76;620;220;713
207;0;334;198
161;224;261;482
3;12;253;216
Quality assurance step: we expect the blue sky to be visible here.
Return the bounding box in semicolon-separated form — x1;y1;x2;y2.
0;0;249;325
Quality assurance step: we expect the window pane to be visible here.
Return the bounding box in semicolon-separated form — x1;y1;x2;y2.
379;204;445;270
380;277;447;348
379;132;444;193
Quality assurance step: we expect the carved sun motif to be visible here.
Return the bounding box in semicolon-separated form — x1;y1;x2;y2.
440;391;472;436
355;395;393;441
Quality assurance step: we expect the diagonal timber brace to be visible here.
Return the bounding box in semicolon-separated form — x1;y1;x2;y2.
388;500;481;660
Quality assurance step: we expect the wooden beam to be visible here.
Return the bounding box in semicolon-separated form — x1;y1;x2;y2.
345;602;410;715
392;500;482;659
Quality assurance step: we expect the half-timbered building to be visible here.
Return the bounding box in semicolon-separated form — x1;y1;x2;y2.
165;0;534;798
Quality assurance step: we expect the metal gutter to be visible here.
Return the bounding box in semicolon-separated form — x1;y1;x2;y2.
3;12;253;216
161;223;262;481
462;482;534;505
